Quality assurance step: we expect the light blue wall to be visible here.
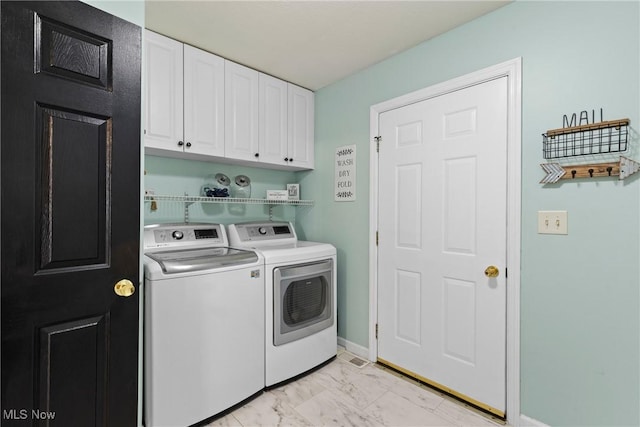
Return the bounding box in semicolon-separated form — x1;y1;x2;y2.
303;1;639;425
83;0;144;26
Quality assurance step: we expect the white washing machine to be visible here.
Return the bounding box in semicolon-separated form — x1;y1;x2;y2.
228;221;337;387
143;223;264;427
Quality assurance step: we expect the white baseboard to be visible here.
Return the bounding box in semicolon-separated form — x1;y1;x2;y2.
337;336;369;360
520;414;550;427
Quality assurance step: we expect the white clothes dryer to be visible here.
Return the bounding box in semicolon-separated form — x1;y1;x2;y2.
228;221;337;387
143;223;264;427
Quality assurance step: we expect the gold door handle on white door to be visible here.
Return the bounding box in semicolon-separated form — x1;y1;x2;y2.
484;266;499;278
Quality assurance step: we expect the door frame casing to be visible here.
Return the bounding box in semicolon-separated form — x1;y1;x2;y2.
368;58;522;425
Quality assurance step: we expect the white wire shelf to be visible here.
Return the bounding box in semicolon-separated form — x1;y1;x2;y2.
144;194;314;206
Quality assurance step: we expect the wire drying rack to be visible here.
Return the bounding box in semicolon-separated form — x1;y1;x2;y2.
144;194;314;223
144;194;313;206
542;118;629;159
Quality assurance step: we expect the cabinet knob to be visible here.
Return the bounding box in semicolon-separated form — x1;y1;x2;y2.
177;141;184;146
289;158;293;162
284;157;289;162
254;153;259;158
186;142;192;148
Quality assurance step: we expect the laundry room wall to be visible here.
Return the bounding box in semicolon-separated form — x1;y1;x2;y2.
301;1;639;426
83;0;144;26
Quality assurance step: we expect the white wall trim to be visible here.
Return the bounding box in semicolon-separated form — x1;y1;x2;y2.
520;415;551;427
368;57;522;426
337;337;370;360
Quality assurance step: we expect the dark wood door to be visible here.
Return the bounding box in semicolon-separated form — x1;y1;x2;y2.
1;2;141;425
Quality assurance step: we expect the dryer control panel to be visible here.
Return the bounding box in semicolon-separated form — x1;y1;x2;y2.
228;221;297;245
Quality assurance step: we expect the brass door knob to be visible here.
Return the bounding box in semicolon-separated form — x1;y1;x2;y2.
114;279;135;297
484;266;499;278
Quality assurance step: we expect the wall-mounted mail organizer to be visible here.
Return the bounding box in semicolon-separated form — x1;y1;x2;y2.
540;156;640;184
542;118;629;159
540;118;639;184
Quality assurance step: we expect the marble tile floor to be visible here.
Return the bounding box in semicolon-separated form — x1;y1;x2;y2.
206;348;505;427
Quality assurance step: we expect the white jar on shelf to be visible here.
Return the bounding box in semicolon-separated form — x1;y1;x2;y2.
231;175;251;198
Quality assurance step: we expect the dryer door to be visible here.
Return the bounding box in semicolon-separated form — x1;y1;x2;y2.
273;259;334;346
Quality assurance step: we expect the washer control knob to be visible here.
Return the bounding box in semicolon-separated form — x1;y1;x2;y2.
258;227;267;235
172;230;184;240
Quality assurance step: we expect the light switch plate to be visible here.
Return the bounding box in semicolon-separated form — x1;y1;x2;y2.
538;210;568;235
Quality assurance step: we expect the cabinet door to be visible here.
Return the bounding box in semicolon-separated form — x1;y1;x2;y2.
288;84;315;169
145;30;184;152
259;73;288;166
184;45;225;157
225;61;259;162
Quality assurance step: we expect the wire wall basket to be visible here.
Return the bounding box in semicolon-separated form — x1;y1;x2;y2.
542;118;629;160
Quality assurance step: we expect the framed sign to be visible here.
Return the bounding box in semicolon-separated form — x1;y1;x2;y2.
335;145;356;201
287;183;300;200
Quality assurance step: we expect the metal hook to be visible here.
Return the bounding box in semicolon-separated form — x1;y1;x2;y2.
588;168;594;178
571;170;577;178
607;166;613;176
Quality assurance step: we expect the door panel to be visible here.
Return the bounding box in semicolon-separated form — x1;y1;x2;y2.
378;77;507;416
1;2;141;426
38;315;109;425
443;156;476;254
396;164;422;249
443;277;476;364
395;270;421;345
38;106;110;271
36;14;111;89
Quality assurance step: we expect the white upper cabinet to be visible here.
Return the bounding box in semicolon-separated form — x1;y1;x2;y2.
144;31;314;170
258;76;315;170
145;30;183;152
183;45;225;157
145;30;225;158
224;61;259;162
288;84;314;170
259;73;288;166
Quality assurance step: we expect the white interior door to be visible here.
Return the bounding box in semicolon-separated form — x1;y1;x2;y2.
377;76;508;416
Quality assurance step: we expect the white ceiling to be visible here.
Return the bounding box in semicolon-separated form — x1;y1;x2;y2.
145;1;510;91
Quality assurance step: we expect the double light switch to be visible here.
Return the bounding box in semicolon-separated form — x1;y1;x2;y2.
537;210;568;235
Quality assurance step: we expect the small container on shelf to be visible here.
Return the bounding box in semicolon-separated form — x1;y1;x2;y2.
230;175;251;198
201;173;231;197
